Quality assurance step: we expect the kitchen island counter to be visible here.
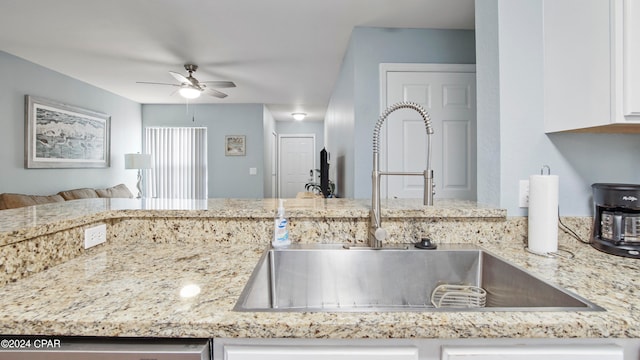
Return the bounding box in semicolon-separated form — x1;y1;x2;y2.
0;198;511;287
0;234;636;339
0;198;505;247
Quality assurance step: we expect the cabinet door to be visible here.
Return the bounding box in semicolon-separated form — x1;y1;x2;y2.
544;0;640;132
441;344;623;360
622;0;640;118
224;345;418;360
543;0;613;132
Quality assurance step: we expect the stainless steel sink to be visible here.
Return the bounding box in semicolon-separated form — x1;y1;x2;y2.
234;244;603;312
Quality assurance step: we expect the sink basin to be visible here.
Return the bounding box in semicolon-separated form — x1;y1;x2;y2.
234;244;603;312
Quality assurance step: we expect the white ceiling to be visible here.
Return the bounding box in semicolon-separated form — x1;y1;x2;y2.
0;0;474;122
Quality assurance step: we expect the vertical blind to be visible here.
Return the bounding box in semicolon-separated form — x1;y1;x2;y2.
144;127;208;199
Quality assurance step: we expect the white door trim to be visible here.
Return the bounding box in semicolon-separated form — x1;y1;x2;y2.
271;131;278;198
379;63;477;199
277;133;316;198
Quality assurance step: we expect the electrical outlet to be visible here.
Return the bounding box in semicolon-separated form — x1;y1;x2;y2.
519;180;530;208
84;224;107;249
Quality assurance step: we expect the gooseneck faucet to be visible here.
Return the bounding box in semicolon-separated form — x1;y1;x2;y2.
370;101;435;248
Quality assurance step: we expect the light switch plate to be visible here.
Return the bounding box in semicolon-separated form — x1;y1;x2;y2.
249;167;257;175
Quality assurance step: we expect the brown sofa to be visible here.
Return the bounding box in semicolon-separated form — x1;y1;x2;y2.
0;184;134;210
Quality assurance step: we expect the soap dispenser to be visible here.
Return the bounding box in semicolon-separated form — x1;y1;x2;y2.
272;199;290;248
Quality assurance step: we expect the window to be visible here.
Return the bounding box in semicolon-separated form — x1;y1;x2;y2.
144;127;208;199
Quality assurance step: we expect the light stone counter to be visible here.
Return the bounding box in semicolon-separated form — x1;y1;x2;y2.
0;198;505;247
0;198;509;287
0;236;636;339
1;198;625;340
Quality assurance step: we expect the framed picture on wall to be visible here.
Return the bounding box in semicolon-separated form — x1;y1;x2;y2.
24;95;111;168
225;135;246;156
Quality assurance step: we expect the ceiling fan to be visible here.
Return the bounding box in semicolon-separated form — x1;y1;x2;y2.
137;64;236;99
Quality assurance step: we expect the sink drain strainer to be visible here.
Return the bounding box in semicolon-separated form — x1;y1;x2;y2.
430;284;486;308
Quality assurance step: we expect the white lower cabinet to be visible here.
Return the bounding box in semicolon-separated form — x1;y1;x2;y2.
441;344;623;360
215;339;638;360
223;345;418;360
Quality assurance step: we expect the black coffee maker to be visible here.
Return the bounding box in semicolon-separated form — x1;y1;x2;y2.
592;183;640;258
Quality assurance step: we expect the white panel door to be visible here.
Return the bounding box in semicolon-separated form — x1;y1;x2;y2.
384;68;476;200
279;135;315;198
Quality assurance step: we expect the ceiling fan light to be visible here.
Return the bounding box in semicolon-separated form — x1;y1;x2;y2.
292;112;306;121
179;86;201;99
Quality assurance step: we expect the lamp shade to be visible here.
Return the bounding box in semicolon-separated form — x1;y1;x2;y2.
179;86;201;99
124;153;152;169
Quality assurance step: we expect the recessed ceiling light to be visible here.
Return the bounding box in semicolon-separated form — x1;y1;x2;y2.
292;112;306;121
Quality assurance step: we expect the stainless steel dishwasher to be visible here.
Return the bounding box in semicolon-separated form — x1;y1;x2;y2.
0;338;210;360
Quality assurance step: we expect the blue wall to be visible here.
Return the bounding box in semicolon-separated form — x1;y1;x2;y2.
324;36;356;198
475;0;640;216
142;104;266;198
0;51;142;195
325;27;476;198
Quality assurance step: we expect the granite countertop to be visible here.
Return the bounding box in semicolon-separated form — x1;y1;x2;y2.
1;198;628;340
0;198;506;247
0;236;638;339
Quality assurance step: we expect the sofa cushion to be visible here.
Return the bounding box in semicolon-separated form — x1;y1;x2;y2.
0;193;65;210
96;184;134;198
57;188;99;200
32;194;66;204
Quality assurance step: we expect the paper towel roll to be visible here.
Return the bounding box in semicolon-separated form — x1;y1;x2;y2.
528;174;559;254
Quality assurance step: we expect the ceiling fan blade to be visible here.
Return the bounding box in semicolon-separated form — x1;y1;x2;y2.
205;88;228;99
136;81;180;86
201;81;236;88
169;71;193;85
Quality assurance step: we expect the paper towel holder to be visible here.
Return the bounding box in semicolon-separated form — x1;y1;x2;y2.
540;165;551;175
525;165;575;259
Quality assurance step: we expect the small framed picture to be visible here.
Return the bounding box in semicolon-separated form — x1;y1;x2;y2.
225;135;246;156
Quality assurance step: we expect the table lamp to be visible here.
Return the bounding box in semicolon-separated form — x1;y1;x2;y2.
124;153;152;198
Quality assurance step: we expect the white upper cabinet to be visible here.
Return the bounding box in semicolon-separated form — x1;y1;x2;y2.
543;0;640;133
622;0;640;119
